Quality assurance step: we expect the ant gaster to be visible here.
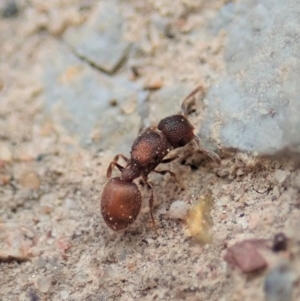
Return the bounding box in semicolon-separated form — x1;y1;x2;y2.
101;86;220;231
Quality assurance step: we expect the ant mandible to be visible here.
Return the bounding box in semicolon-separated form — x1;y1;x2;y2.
101;85;220;231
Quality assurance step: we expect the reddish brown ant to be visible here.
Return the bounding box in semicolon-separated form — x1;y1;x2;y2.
101;86;220;231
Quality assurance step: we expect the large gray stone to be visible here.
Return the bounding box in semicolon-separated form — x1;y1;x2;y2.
200;0;300;156
64;1;131;74
42;40;145;154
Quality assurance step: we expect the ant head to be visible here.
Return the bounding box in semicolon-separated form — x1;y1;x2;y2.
158;115;195;148
101;177;142;231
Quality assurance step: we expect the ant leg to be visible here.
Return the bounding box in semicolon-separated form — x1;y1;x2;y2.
161;155;179;164
107;162;124;178
181;85;206;116
114;154;129;163
194;135;221;164
142;175;157;232
154;169;185;189
106;154;128;178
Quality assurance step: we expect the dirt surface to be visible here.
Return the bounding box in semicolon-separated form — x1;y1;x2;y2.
1;1;300;301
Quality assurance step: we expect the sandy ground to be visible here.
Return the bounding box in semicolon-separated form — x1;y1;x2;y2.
0;1;300;301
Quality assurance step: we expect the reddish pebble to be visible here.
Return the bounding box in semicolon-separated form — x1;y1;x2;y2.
224;240;268;273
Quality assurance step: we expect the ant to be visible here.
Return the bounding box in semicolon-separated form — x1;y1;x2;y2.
101;86;220;231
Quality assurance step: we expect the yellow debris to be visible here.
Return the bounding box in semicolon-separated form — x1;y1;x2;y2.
185;192;214;243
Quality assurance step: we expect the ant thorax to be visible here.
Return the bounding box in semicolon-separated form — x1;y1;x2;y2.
130;127;172;174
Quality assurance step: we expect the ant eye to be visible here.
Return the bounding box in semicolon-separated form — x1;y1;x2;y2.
178;138;186;147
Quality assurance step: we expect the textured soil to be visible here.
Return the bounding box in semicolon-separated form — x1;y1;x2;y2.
0;1;299;301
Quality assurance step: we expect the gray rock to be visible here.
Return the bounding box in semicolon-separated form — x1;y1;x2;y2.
1;0;19;18
36;275;53;293
200;0;300;156
64;1;131;74
264;262;296;301
43;40;145;153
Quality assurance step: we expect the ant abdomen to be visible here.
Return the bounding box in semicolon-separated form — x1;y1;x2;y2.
101;177;142;231
158;115;195;148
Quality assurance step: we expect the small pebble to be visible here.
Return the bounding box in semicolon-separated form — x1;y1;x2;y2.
74;273;88;284
168;200;189;220
272;186;280;198
0;175;10;185
36;275;52;293
63;198;77;209
1;0;19;18
248;212;260;230
27;288;40;301
218;195;230;206
60;290;69;300
264;262;295;301
120;97;137;115
0;223;34;261
292;172;300;189
0;143;12;162
144;77;163;90
36;257;47;269
20;171;40;189
224;240;268;273
274;170;289;184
